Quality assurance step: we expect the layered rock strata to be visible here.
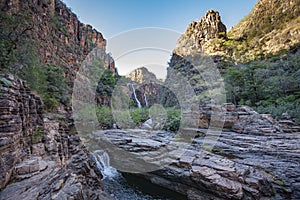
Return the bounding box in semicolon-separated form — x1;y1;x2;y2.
86;128;299;199
0;74;108;199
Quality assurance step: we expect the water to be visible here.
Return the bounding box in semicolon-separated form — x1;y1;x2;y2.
144;93;148;107
93;150;119;179
131;84;142;108
92;150;187;200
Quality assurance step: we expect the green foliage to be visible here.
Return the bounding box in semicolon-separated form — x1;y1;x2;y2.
113;110;135;129
50;14;69;37
77;104;97;122
77;104;182;131
163;109;182;132
96;69;118;96
0;10;35;72
32;128;44;144
223;45;300;123
130;108;149;124
0;77;13;96
21;64;69;110
255;99;300;124
96;105;114;129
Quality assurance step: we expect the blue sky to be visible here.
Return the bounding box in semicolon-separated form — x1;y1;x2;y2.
62;0;258;78
62;0;258;37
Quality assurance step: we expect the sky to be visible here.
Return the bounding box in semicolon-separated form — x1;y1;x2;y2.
62;0;258;79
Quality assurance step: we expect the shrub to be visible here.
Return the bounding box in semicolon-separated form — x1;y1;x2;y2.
32;128;44;144
96;105;114;129
163;109;182;132
130;108;149;125
22;64;69;110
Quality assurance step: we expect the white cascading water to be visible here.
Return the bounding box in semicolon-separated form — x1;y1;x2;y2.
144;93;148;107
131;84;142;108
93;150;119;179
92;151;184;199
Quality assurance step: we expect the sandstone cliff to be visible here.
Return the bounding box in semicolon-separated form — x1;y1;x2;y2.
174;10;226;57
173;0;300;62
230;0;300;54
0;0;116;85
128;67;159;84
0;74;108;199
167;0;300;120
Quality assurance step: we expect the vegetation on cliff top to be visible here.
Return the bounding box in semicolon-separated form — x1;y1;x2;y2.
222;44;300;123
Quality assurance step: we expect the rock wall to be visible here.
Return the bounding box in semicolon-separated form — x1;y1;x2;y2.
174;10;226;57
0;74;107;199
0;0;116;85
0;74;44;188
128;67;158;84
230;0;300;54
172;1;300;62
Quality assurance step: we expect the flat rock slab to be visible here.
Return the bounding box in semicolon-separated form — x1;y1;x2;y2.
82;129;298;199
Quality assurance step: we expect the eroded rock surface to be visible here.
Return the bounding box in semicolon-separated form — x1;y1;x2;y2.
0;74;108;200
183;103;300;134
0;0;116;85
83;128;299;199
174;10;227;56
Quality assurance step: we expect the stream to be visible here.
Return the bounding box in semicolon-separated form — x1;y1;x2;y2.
93;150;187;200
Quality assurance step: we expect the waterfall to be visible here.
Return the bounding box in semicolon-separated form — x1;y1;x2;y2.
93;150;119;179
131;84;142;108
144;93;148;107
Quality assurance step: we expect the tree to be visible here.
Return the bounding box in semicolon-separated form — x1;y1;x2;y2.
0;11;34;72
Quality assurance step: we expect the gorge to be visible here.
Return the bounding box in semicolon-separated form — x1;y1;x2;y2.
1;0;300;200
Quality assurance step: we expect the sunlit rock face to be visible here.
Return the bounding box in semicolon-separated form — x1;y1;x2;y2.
128;67;158;84
0;0;116;85
174;10;227;57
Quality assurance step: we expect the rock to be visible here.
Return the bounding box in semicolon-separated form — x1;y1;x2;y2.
179;156;195;167
31;143;45;156
0;0;116;90
141;119;153;129
229;0;300;58
181;103;296;134
86;129;288;199
223;103;236;112
0;74;44;188
236;106;258;115
232;114;279;134
0;75;106;199
278;120;300;133
128;67;159;84
174;10;227;56
14;157;40;175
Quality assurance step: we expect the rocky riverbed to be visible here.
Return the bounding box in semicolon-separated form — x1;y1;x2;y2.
1;74;299;200
82;128;300;200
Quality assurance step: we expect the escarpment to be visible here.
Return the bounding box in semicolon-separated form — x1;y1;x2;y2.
0;74;108;199
0;0;116;86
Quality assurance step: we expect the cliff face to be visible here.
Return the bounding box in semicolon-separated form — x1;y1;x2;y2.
174;10;227;57
228;0;300;59
0;74;107;199
0;2;112;197
0;74;44;189
126;67;179;108
167;0;300;109
173;0;300;62
128;67;158;84
0;0;116;85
